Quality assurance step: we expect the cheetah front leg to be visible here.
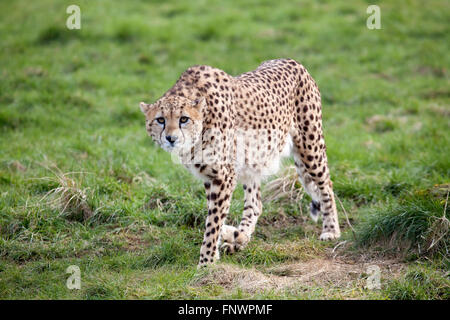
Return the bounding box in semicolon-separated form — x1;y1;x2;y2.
198;174;236;268
221;179;262;254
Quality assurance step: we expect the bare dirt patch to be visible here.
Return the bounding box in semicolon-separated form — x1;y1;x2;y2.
268;257;404;287
194;252;405;296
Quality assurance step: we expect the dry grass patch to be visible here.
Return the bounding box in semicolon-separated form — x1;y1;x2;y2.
37;165;93;221
268;257;404;288
194;263;296;293
263;166;304;207
194;255;405;296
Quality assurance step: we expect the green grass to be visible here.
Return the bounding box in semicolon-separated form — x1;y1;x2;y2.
382;264;450;300
0;0;449;299
356;194;449;259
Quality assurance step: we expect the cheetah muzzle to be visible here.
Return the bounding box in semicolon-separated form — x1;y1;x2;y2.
140;59;341;268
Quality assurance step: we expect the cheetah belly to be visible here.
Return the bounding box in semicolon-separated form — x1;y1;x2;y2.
236;134;293;182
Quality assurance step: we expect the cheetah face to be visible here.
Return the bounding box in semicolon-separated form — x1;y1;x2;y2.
139;96;205;152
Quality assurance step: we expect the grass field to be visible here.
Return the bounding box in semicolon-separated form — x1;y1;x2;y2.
0;0;449;299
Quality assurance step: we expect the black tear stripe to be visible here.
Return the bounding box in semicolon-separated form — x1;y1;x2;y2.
159;127;165;143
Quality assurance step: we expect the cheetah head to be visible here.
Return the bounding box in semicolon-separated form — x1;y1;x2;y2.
139;96;205;152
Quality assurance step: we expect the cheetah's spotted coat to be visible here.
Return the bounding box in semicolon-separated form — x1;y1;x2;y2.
140;59;340;267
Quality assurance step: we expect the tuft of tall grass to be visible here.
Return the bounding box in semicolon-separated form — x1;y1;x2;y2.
37;165;93;222
356;193;449;258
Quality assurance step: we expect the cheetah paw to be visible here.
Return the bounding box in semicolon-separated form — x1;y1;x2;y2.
197;262;213;270
220;225;249;254
319;232;340;241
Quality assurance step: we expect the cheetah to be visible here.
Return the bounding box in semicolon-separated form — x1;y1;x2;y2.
139;58;340;267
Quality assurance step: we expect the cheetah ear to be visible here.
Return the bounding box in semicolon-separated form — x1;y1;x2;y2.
139;102;152;115
192;97;206;113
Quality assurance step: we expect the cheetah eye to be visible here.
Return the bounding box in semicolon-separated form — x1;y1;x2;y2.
179;116;189;124
156;117;165;124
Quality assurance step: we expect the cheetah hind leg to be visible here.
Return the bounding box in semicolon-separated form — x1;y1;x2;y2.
293;157;323;223
294;155;341;240
310;200;321;223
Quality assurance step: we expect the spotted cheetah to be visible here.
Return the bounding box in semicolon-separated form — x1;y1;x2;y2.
139;58;340;267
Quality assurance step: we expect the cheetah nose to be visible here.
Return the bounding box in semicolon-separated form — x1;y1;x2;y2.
165;135;178;144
